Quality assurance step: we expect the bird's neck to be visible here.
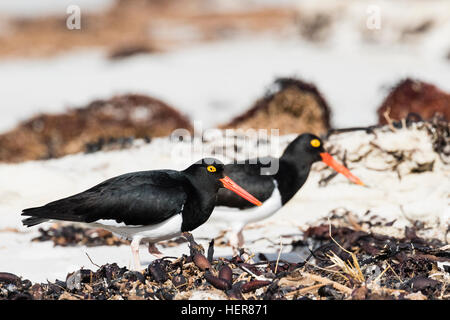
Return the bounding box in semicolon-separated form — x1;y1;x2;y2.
274;155;312;205
180;176;218;232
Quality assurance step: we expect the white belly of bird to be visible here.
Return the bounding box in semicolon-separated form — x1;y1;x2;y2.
87;213;183;243
211;185;283;230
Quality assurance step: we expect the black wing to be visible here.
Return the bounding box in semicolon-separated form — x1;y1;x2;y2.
216;157;277;209
22;170;187;226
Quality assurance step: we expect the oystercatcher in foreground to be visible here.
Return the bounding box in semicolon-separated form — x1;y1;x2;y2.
211;133;364;250
22;158;261;270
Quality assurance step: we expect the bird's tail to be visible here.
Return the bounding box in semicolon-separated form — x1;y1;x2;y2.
22;216;49;227
21;206;52;227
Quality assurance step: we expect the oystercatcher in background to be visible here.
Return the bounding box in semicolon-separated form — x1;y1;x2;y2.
22;158;261;270
212;133;364;250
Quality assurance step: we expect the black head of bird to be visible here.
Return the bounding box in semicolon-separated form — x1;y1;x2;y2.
281;133;364;186
184;157;262;206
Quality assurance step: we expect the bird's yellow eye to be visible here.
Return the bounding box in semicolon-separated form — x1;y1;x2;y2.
310;139;321;148
207;165;216;173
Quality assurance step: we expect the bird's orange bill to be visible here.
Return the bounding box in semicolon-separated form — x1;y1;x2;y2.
320;152;364;186
220;176;262;206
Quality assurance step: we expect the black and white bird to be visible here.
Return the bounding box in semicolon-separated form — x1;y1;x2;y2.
21;158;261;270
211;133;364;250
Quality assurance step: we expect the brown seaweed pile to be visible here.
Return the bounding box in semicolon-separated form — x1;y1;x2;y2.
0;94;192;163
32;225;130;247
377;79;450;125
2;214;448;300
222;78;331;136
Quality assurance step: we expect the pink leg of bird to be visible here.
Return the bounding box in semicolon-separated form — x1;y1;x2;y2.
230;228;254;262
130;237;143;271
229;227;245;256
237;229;245;248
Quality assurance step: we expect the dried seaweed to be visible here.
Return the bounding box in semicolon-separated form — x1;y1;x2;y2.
32;225;130;247
0;94;192;163
377;79;450;125
221;77;331;136
4;212;448;300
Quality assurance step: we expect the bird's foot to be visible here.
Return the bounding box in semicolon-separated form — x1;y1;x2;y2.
148;243;164;259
